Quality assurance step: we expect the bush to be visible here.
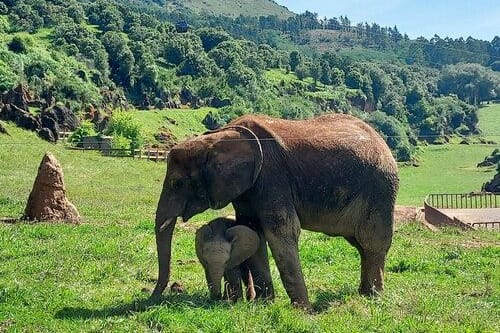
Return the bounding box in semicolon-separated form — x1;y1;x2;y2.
69;120;97;144
0;60;18;91
8;36;27;53
111;135;132;156
105;111;143;149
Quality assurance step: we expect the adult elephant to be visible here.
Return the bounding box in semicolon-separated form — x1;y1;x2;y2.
152;114;399;308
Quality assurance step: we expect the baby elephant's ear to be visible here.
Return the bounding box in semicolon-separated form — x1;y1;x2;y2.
195;224;213;258
225;226;260;269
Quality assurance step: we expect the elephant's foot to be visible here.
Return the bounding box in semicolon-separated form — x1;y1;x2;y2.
292;299;313;312
359;251;386;296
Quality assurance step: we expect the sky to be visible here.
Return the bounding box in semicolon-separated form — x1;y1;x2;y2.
276;0;500;41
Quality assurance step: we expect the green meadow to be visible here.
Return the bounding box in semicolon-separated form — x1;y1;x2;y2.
0;107;499;332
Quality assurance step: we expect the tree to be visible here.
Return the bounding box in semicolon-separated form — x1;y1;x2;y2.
289;51;301;71
438;63;500;105
309;61;320;84
330;68;344;86
367;111;414;161
101;32;135;87
197;28;231;52
227;64;256;88
346;68;363;89
8;36;27;53
319;61;331;85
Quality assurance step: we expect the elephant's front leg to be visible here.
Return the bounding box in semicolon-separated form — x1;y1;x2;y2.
262;212;310;309
245;232;275;300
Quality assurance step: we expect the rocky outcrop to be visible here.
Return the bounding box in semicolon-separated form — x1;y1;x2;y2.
180;88;202;108
477;149;500;167
38;127;57;142
154;127;178;149
483;173;500;193
23;153;80;223
0;104;41;131
0;86;80;142
46;105;80;131
208;97;231;108
2;84;31;112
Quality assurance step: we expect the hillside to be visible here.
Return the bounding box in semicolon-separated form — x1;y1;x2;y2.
165;0;294;19
0;0;498;164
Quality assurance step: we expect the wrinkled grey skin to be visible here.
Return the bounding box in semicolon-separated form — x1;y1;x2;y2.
152;114;399;309
195;217;259;301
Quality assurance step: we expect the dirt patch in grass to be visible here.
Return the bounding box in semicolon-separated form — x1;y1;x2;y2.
394;206;424;223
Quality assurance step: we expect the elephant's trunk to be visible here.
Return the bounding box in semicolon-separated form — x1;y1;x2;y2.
206;269;224;300
151;216;176;299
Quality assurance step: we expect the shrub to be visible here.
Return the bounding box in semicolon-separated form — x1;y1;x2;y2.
69;120;97;144
8;36;27;53
0;60;18;91
105;111;143;149
111;135;132;156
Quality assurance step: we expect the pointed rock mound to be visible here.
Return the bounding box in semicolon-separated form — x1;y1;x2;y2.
24;152;80;223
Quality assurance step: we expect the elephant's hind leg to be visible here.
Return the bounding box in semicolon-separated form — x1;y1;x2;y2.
359;250;386;295
345;235;389;296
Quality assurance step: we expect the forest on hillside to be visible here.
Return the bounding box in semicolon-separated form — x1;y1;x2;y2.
0;0;499;162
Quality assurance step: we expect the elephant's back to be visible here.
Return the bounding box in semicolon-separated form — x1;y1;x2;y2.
232;114;397;175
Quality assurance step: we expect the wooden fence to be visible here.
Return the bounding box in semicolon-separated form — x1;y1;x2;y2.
68;146;170;161
133;148;169;162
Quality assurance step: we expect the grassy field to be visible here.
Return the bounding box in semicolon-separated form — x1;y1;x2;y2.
398;144;497;205
478;103;500;141
1;111;499;332
131;107;215;143
166;0;294;19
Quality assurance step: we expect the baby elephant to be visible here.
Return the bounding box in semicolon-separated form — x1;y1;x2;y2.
195;217;260;302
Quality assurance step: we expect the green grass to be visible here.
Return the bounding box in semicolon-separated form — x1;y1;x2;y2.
398;144;498;205
167;0;294;19
1;114;500;331
131;108;214;143
478;104;500;141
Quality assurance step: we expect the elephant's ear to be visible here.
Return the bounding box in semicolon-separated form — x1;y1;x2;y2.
225;225;260;269
203;127;262;209
195;224;213;261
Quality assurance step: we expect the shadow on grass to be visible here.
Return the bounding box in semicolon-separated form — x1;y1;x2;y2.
55;293;224;320
312;286;357;313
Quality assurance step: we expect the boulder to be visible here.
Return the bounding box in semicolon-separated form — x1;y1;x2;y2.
91;111;110;132
0;104;41;131
23;153;80;223
2;84;31;111
46;105;80;131
38;128;56;142
40;113;60;141
483;174;500;193
202;111;222;130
